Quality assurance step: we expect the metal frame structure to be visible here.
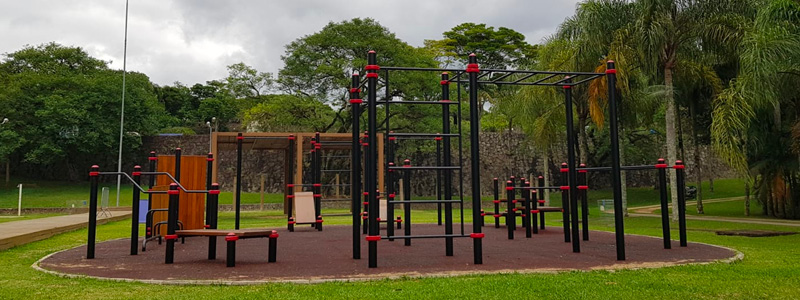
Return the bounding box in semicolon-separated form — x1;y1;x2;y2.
353;51;630;268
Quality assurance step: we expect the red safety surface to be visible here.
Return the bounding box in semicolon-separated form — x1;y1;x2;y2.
40;224;734;283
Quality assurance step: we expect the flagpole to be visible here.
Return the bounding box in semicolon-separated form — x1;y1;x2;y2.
115;0;129;207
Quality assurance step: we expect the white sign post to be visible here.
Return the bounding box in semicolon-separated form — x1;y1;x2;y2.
17;183;22;216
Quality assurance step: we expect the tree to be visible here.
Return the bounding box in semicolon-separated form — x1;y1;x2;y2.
243;94;334;132
279;18;442;134
0;43;165;180
430;23;537;69
225;62;275;98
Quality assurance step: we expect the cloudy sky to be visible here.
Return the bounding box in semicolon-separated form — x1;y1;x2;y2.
0;0;581;85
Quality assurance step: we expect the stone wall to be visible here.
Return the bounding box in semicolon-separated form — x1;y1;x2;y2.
140;133;735;196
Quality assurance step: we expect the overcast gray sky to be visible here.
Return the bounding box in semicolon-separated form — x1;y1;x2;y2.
0;0;581;85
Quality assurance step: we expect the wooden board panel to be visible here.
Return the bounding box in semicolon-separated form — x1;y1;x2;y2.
294;192;316;223
150;155;207;234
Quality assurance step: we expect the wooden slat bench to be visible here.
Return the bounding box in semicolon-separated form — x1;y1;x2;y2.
175;229;278;267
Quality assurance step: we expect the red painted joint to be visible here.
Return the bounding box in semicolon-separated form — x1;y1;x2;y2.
493;214;501;218
209;190;220;195
538;200;545;204
395;219;402;223
655;164;668;169
531;210;540;214
313;183;322;187
560;186;570;190
673;165;685;169
365;65;380;71
434;137;442;141
440;80;450;85
287;184;294;188
288;220;296;225
388;137;396;141
269;231;279;239
204;225;210;229
165;234;178;240
237;136;244;140
365;73;378;78
389;193;395;198
578;169;587;173
481;213;486;216
225;233;238;242
365;235;381;242
168;190;180;195
313;194;322;197
376;218;382;222
493;200;500;204
606;69;617;74
350;99;363;104
286;195;294;199
563;85;571;89
148;157;158;161
350;88;361;93
465;63;480;73
505;187;513;191
560;168;569;173
470;233;485;239
512;200;517;204
89;171;100;177
316;219;324;223
578;185;589;190
132;172;142;176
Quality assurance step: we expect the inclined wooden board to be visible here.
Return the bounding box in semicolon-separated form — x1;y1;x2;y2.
294;192;316;223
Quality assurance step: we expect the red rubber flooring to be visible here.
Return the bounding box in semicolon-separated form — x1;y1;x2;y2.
39;224;736;283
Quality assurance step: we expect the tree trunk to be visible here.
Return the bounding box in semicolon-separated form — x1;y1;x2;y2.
690;101;703;214
620;137;628;217
665;67;680;221
744;179;750;216
544;150;551;206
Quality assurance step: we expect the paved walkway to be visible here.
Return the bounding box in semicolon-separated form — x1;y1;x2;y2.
625;196;800;228
0;210;131;251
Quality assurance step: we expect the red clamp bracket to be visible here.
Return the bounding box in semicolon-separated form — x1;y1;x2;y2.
313;183;322;187
560;168;569;173
465;63;480;73
350;99;363;104
365;65;380;71
225;233;238;242
286;195;294;199
395;218;402;223
655;164;668;169
89;171;100;177
560;186;570;190
606;68;617;74
350;88;361;93
204;225;211;229
493;200;500;204
673;165;685;169
365;73;378;78
531;210;540;214
269;231;279;239
168;190;180;195
148;157;158;161
365;235;381;242
208;190;220;195
132;172;142;176
165;234;178;240
493;214;501;218
505;187;513;191
470;233;485;239
538;200;545;204
237;136;244;140
578;185;589;190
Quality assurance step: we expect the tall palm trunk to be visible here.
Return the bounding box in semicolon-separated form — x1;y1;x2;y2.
665;67;680;221
744;180;750;216
690;100;704;214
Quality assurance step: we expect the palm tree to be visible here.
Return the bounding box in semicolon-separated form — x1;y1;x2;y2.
713;0;800;218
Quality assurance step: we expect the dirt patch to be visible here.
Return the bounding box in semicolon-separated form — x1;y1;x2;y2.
37;224;738;284
716;230;798;237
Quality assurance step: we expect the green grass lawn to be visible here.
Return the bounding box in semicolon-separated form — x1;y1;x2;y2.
1;205;799;299
586;178;746;207
0;213;64;224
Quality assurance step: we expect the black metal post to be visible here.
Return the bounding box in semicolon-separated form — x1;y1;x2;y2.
538;175;545;229
493;178;500;228
87;165;99;259
387;162;395;241
287;135;296;231
403;159;412;246
225;233;237;267
467;54;483;264
174;148;182;182
268;230;278;263
146;152;156;240
560;163;571;243
524;180;532;238
208;183;219;259
656;158;671;249
532;184;539;234
579;164;589;241
366;51;380;268
506;180;515;239
205;153;213;228
435;136;442;226
235;132;243;230
130;165;142;255
676;160;688;247
563;78;581;253
606;61;625;260
350;73;362;259
165;183;179;264
441;72;454;256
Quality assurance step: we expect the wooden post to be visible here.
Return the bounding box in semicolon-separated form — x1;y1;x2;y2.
335;174;340;199
260;174;265;211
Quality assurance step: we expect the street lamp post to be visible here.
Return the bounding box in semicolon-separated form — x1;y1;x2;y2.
206;120;213;153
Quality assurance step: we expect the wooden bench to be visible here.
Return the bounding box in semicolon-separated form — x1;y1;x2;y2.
175;229;278;267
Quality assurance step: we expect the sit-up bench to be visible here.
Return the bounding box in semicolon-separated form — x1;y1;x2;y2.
175;229;278;267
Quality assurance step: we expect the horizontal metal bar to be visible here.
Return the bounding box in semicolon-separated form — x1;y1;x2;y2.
241;136;292;140
321;169;351;172
381;66;464;72
388;166;461;170
571;75;603;86
389;133;460;137
388;200;462;204
575;165;662;172
381;234;472;240
376;101;459;105
480;68;605;76
138;172;208;193
514;186;563;190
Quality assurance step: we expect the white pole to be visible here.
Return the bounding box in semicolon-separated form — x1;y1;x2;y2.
115;0;129;207
17;183;22;216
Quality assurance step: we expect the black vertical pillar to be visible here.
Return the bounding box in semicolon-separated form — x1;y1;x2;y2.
131;165;142;255
524;180;532;238
146;152;156;240
235;132;243;230
208;183;220;260
656;158;671;249
435;136;443;226
506;180;515;239
165;183;179;264
387;162;395;241
493;178;500;228
606;60;625;260
350;73;362;259
466;54;483;264
560;163;571;243
538;175;546;230
205;153;213;227
174;148;182;182
563;78;580;253
366;51;380;268
441;72;454;256
287;135;296;229
675;160;687;247
579;164;589;241
87;165;99;259
403;159;412;246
